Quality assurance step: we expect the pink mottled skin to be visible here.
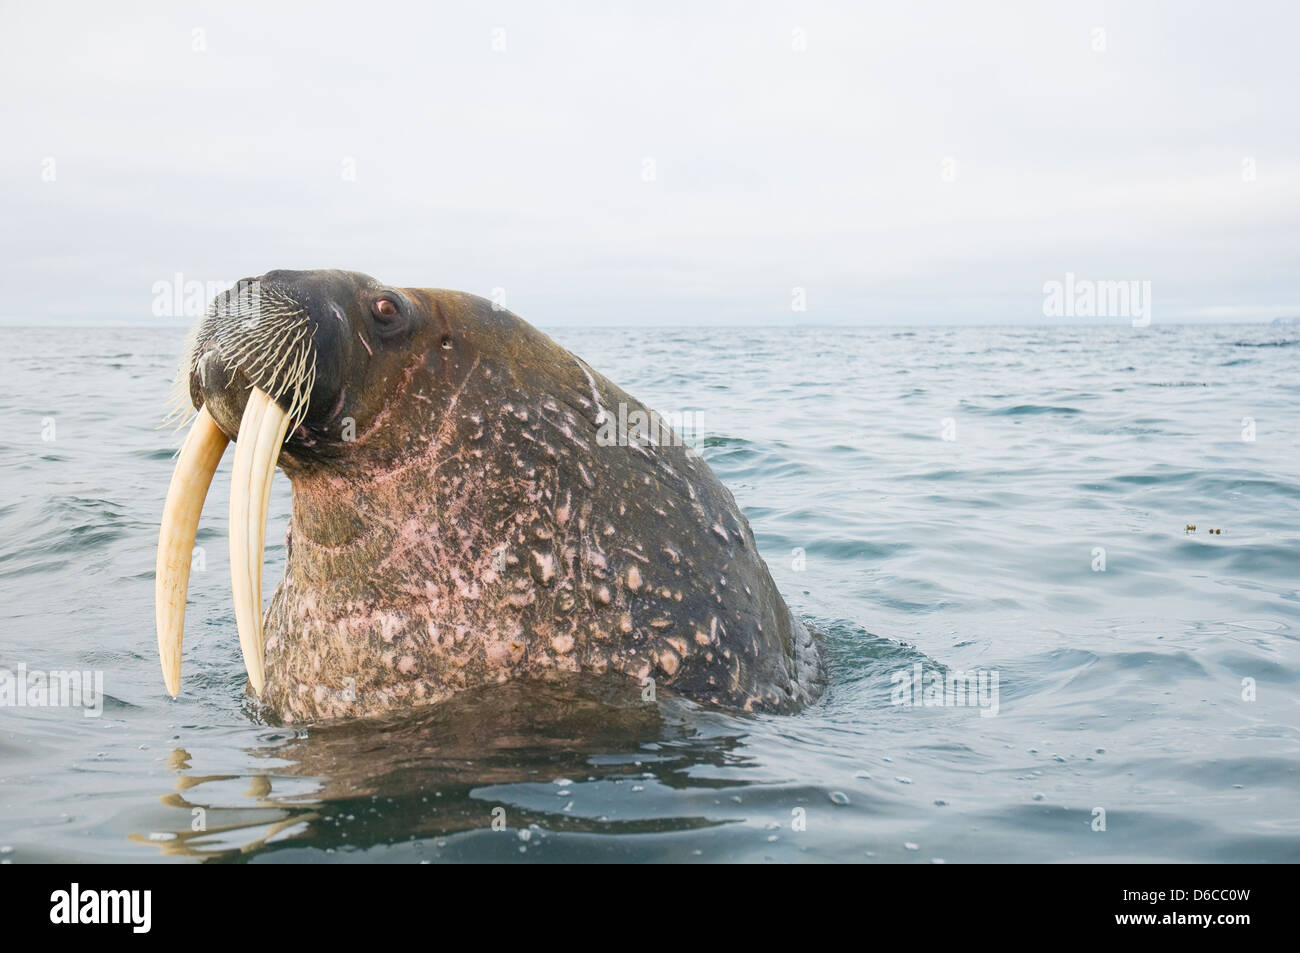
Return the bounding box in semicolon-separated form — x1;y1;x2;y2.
192;272;823;723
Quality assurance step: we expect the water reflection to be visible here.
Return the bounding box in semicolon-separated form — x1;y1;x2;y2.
133;678;758;860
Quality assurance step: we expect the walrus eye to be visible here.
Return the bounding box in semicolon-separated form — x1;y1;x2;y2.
374;298;399;320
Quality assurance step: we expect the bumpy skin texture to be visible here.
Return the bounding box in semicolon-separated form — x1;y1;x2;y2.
194;273;823;723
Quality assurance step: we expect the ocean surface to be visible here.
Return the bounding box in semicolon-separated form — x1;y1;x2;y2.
1;323;1298;863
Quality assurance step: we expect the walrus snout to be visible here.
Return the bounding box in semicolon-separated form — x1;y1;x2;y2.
186;273;356;439
159;271;356;700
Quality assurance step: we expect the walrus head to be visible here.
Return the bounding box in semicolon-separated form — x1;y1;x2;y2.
157;269;476;697
157;268;821;721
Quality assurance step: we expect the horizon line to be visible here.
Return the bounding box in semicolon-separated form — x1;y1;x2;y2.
0;317;1296;331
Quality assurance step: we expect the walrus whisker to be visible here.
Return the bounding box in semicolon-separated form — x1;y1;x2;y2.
163;320;206;434
208;307;317;434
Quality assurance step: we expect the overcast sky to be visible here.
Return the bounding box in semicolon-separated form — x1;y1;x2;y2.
2;1;1297;326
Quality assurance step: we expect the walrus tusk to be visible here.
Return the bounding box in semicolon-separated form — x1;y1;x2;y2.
156;406;229;697
228;386;292;697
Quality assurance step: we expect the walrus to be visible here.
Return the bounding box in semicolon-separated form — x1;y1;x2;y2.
155;269;823;722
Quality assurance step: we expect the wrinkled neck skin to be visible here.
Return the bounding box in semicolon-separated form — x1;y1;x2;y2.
258;297;821;723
